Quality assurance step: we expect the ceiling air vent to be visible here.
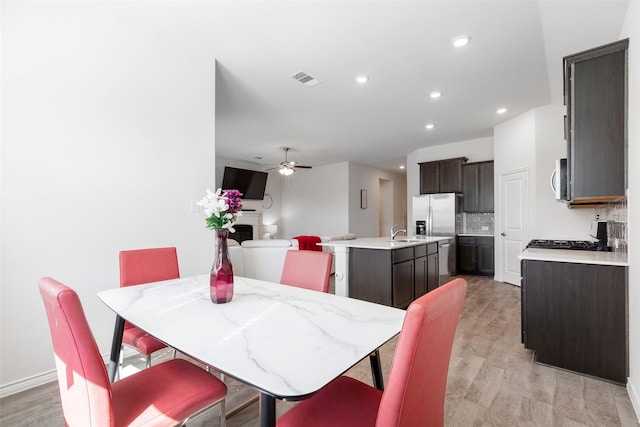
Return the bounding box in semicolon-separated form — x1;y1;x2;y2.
289;70;321;87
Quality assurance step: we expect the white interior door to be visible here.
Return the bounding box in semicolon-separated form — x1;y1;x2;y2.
499;169;529;286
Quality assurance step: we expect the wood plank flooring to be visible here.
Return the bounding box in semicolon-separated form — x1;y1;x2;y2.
1;275;638;426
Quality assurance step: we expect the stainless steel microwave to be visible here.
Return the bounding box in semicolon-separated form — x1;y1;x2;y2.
552;158;568;201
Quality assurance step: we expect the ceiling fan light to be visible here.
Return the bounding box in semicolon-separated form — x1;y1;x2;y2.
279;167;294;176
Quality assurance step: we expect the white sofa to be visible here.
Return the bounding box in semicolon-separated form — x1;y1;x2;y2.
228;234;356;283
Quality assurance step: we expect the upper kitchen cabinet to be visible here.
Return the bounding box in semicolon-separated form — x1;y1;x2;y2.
419;157;468;194
564;39;628;207
462;161;494;212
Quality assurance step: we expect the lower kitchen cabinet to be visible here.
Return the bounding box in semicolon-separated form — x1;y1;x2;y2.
521;259;627;383
457;236;494;276
349;243;439;309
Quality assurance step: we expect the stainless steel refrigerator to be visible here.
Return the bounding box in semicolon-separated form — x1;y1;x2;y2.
412;193;462;283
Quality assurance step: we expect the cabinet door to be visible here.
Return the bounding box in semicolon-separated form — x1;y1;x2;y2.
392;260;414;309
414;256;428;299
457;238;476;273
462;164;479;212
524;260;626;383
565;40;627;204
476;237;494;275
419;162;439;194
478;162;494;212
521;261;527;345
349;248;392;306
439;159;463;193
427;252;438;292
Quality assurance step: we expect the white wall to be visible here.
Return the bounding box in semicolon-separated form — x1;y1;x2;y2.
280;162;350;238
494;109;536;284
532;105;595;239
621;0;640;416
1;3;217;394
348;163;407;238
406;137;494;231
493;105;597;282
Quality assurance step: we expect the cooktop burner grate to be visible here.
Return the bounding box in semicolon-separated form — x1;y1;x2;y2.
526;239;599;251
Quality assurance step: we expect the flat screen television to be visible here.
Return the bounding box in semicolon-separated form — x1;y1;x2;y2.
221;166;268;200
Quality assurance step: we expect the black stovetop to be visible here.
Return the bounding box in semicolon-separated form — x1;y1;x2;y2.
526;239;599;251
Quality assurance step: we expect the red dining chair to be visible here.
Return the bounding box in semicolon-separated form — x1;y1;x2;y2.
38;277;227;426
280;250;333;293
276;278;468;427
119;247;180;371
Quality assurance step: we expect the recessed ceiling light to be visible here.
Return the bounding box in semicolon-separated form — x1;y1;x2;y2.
452;35;470;48
497;107;507;114
425;124;435;130
430;91;442;99
355;75;369;84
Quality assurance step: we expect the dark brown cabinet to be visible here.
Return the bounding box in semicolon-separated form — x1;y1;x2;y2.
419;162;439;194
463;161;494;212
457;236;494;276
521;259;627;383
349;243;439;308
476;237;494;275
564;39;628;206
419;157;467;194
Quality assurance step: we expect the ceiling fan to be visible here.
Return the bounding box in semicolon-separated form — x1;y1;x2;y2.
269;147;312;176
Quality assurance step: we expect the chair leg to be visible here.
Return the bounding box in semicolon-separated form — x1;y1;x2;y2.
219;399;226;427
117;348;124;381
146;354;151;369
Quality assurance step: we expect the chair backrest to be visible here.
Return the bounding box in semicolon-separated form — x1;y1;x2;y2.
38;277;114;426
280;250;333;293
119;247;180;287
377;278;467;427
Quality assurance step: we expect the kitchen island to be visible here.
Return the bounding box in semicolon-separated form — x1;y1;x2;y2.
518;248;628;383
320;236;450;308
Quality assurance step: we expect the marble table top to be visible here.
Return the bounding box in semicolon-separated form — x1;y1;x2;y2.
97;275;406;400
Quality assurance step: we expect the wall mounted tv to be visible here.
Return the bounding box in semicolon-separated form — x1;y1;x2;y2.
221;167;268;200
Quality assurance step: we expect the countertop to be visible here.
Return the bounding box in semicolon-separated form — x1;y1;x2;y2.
518;248;628;266
458;233;494;237
319;236;451;250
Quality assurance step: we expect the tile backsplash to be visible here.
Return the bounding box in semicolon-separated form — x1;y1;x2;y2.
463;212;495;234
597;198;628;257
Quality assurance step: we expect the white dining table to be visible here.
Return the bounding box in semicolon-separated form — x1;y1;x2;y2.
98;274;406;427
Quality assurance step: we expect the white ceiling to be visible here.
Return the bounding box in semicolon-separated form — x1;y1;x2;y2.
212;1;630;173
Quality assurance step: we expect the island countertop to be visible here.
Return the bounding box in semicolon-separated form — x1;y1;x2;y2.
319;236;450;250
518;248;628;267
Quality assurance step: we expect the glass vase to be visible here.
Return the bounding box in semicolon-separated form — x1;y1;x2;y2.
210;229;234;303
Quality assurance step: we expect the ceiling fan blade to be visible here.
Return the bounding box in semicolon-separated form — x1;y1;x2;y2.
293;165;312;169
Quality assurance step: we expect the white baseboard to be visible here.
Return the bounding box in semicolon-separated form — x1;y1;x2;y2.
627;378;640;423
0;370;57;399
0;349;138;399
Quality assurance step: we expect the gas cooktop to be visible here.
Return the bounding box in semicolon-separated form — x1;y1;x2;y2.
526;239;599;251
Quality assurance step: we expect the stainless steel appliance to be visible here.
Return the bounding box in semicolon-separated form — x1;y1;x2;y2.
552;158;568;201
413;193;462;283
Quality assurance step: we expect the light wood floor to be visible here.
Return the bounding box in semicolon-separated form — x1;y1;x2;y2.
2;275;638;426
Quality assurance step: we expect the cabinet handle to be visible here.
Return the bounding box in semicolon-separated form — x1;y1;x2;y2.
500;232;507;236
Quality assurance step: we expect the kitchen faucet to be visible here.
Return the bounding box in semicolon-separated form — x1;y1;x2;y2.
390;224;407;240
